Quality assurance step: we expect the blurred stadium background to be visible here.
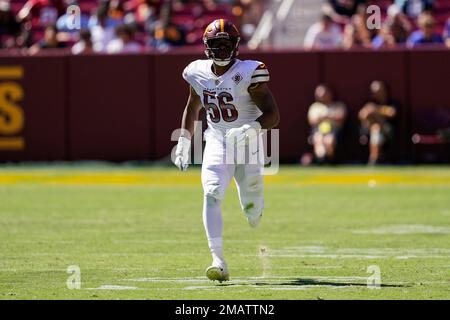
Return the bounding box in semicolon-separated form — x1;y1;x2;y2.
0;0;449;164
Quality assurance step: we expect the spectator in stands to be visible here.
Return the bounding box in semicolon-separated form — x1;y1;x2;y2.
372;23;396;48
342;21;372;49
350;2;376;43
406;12;443;48
88;1;122;29
14;21;34;49
150;20;186;49
388;10;413;42
129;0;158;29
240;0;266;43
142;7;158;41
444;17;450;48
108;0;125;20
29;24;66;54
124;0;163;26
303;14;342;49
71;29;93;54
322;0;367;24
17;0;66;27
308;84;347;164
358;81;397;165
372;12;412;48
148;3;186;50
0;0;21;48
106;24;142;53
89;7;118;52
389;0;433;18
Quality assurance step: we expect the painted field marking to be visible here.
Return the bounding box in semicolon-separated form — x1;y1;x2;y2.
1;170;450;186
85;285;139;290
121;275;368;285
268;246;450;260
353;224;450;235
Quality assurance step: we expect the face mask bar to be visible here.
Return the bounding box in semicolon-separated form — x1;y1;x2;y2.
204;36;240;66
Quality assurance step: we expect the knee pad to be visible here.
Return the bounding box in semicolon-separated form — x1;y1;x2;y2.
204;181;223;201
246;176;263;193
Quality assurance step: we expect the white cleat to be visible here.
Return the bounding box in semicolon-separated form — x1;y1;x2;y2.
206;265;230;283
247;213;262;228
243;203;263;228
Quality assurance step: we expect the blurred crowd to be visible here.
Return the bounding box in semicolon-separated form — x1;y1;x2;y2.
304;0;450;49
305;80;398;165
0;0;266;54
2;0;449;54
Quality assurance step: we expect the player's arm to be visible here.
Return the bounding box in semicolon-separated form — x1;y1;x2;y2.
249;83;280;130
174;85;202;171
180;85;203;138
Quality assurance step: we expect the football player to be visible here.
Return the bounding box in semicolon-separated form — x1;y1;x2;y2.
174;19;279;282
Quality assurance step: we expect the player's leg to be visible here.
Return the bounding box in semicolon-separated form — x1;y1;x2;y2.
234;141;265;227
201;139;235;281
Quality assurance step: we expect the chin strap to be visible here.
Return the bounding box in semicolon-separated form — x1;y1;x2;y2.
213;60;231;66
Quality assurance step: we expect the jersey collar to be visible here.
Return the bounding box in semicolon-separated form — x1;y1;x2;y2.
209;59;240;78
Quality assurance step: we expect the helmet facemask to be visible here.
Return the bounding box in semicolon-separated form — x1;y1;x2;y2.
204;36;240;66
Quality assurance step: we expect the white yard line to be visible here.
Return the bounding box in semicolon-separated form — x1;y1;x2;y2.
353;224;450;235
84;285;140;290
182;285;310;291
268;246;450;260
121;275;368;284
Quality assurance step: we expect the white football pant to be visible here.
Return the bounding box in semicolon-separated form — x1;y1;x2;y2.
202;136;265;217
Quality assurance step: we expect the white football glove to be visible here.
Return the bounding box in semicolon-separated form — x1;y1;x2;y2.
174;136;191;171
225;121;262;147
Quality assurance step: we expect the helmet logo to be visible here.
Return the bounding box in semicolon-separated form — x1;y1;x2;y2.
216;32;230;39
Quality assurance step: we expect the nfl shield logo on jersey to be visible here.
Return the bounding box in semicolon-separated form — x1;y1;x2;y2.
232;73;242;85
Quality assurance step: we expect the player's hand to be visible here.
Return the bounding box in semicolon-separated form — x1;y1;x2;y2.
225;121;261;147
174;136;191;171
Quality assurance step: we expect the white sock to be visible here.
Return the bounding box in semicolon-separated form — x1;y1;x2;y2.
203;195;225;267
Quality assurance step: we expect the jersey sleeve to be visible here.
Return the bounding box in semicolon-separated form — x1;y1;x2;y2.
250;62;270;85
182;62;192;85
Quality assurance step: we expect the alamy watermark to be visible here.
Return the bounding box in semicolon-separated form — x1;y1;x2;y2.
367;265;382;289
366;5;382;30
170;121;280;175
65;5;81;30
66;265;81;290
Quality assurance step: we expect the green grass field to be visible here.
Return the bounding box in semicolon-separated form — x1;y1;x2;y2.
0;165;449;300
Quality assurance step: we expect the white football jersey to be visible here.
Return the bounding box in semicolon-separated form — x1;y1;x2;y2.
182;58;270;140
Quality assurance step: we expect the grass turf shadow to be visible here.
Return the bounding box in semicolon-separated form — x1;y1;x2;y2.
278;278;408;288
216;278;408;288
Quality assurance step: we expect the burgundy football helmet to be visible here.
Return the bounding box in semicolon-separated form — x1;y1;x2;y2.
203;19;240;66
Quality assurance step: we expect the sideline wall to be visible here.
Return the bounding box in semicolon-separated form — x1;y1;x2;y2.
1;49;449;162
